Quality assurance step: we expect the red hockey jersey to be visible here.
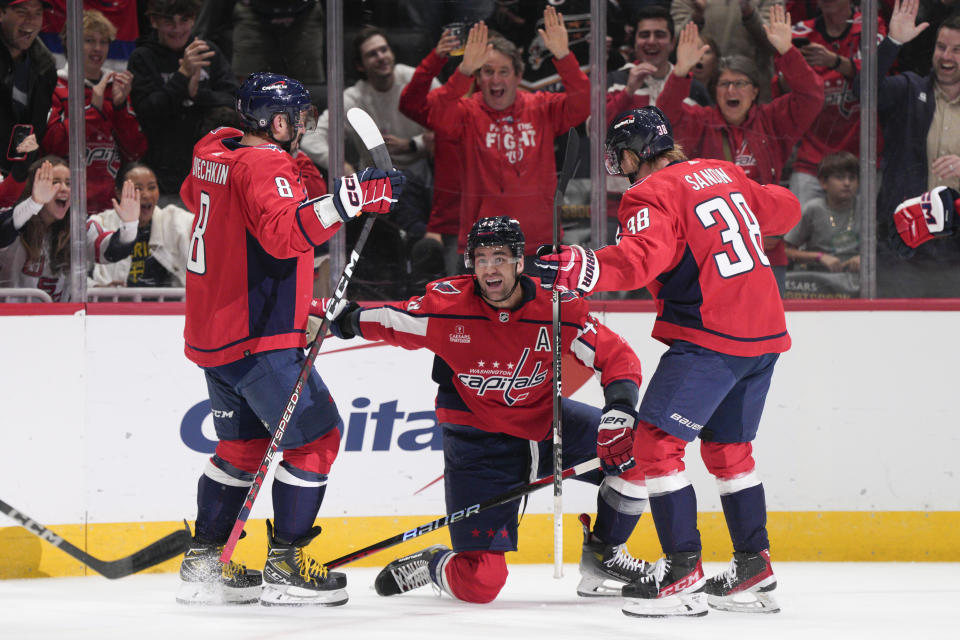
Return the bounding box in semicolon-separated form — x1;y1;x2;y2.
596;158;800;356
180;127;342;367
355;276;642;441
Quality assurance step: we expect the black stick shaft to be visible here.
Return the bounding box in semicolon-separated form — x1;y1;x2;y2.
324;458;600;569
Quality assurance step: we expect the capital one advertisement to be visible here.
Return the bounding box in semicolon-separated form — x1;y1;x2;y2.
79;313;627;524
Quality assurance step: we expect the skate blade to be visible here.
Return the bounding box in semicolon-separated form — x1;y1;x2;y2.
622;592;708;618
260;585;349;607
707;591;780;614
175;581;260;605
576;575;624;597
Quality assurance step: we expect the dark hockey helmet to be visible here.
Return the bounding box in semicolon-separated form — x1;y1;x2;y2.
236;72;314;132
464;216;525;268
604;106;674;176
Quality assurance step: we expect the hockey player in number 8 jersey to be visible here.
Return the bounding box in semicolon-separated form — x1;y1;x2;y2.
319;216;655;603
537;107;800;617
176;72;404;606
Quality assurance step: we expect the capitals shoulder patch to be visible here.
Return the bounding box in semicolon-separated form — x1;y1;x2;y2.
431;281;461;294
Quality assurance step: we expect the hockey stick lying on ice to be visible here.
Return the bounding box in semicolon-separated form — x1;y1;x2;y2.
220;107;395;564
0;498;190;579
323;457;601;570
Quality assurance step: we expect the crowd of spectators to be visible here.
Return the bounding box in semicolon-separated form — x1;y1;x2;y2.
0;0;958;302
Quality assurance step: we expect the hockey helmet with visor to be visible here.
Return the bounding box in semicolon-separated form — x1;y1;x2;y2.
236;72;317;134
604;106;674;176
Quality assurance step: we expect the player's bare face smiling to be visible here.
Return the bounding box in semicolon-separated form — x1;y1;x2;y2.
474;245;523;308
477;50;520;111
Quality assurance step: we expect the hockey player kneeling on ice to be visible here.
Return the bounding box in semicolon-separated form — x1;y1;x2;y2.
176;72;403;606
538;107;792;617
315;216;653;603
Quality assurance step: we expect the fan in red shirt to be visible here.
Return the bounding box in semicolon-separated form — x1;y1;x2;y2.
537;107;798;618
788;0;887;206
43;9;146;216
412;6;590;259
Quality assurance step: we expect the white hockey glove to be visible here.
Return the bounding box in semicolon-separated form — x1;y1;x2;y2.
534;244;600;295
332;167;405;220
893;186;960;250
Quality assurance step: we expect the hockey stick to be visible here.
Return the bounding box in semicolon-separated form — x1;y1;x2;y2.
323;457;601;570
0;498;190;579
551;128;581;578
219;107;395;563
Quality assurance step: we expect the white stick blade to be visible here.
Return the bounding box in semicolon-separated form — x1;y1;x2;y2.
347;107;385;151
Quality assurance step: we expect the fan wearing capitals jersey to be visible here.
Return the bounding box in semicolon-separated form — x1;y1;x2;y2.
537;107;800;618
177;72;404;607
319;216;652;604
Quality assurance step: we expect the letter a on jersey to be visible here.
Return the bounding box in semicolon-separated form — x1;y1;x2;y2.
535;326;551;352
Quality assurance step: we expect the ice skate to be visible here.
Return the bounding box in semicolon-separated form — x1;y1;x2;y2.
621;551;707;618
374;544;451;596
577;513;652;597
260;520;348;606
704;549;779;613
176;539;262;605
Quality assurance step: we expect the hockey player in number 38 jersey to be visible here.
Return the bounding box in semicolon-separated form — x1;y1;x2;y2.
537;107;800;618
322;216;654;605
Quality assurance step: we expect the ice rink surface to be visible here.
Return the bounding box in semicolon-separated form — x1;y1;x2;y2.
2;562;957;640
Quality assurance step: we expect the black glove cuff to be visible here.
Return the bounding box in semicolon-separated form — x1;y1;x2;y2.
602;379;639;410
336;301;361;339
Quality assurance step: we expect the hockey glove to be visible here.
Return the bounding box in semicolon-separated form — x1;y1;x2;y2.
308;297;360;342
893;186;960;253
534;244;600;295
597;403;638;475
332;167;406;221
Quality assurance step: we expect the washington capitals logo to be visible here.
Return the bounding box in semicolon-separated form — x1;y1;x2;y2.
263;80;288;90
431;281;461;294
456;348;548;406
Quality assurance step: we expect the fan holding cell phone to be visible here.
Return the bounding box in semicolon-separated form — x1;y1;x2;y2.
0;0;59;206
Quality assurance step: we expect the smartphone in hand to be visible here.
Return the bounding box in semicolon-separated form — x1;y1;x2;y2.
6;124;34;161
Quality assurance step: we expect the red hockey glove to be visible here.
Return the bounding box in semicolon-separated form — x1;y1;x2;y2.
597;404;637;475
332;167;406;220
893;186;960;250
308;297;359;341
534;244;600;294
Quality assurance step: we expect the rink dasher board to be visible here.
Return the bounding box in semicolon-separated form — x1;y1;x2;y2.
0;308;958;578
